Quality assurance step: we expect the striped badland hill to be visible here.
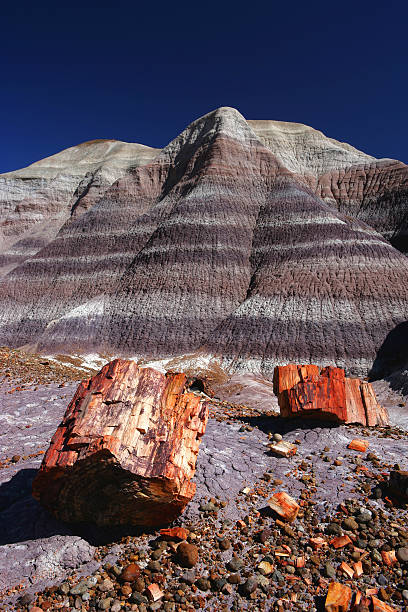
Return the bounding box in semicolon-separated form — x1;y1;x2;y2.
0;107;407;380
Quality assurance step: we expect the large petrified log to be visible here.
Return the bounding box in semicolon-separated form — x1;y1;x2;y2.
32;359;208;526
273;364;388;426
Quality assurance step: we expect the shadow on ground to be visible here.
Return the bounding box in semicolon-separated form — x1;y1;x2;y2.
369;321;408;395
0;468;151;547
237;414;341;437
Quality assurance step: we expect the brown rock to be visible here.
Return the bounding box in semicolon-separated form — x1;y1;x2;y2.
32;359;208;527
330;535;352;549
119;563;141;582
273;364;388;426
175;542;199;568
325;581;352;611
121;584;132;596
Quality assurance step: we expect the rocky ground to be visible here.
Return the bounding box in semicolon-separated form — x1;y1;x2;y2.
0;350;407;610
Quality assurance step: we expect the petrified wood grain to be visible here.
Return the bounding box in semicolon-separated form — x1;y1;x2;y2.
273;364;389;426
32;359;208;526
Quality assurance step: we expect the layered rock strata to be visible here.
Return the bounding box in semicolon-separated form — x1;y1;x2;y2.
0;140;158;276
0;108;407;380
32;359;208;526
249;120;408;252
273;364;389;426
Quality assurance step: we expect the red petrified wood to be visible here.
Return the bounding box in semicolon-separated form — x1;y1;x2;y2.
32;359;208;526
325;581;352;611
273;364;388;426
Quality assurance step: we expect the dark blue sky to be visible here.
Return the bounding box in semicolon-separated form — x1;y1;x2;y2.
2;0;407;173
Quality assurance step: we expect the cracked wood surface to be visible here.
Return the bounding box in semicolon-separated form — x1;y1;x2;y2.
273;364;389;426
32;360;208;526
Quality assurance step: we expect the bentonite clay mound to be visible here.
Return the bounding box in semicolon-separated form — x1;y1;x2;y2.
32;359;208;526
1;108;408;383
273;364;389;426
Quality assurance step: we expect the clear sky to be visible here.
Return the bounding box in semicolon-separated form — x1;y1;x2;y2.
2;0;407;173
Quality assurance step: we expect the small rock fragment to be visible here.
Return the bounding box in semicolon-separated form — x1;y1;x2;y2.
371;596;398;611
381;550;397;566
175;542;198;568
268;440;297;457
268;491;300;523
145;583;164;602
159;527;189;541
348;439;369;452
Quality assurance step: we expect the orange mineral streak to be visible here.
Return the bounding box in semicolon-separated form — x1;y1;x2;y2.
32;359;208;527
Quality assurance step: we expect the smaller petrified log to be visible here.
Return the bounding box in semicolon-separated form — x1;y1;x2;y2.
273;364;388;426
32;359;208;526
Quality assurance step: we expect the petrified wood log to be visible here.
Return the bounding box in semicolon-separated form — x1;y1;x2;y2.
32;359;208;526
273;364;388;426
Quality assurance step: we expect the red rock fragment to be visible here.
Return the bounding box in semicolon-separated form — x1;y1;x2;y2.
325;581;352;611
339;561;354;579
371;596;398;611
352;592;371;611
32;359;209;527
310;537;328;550
348;439;369;452
159;527;189;541
268;491;300;523
273;364;388;426
366;588;379;597
381;550;397;566
146;583;164;602
330;535;352;549
353;561;363;578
